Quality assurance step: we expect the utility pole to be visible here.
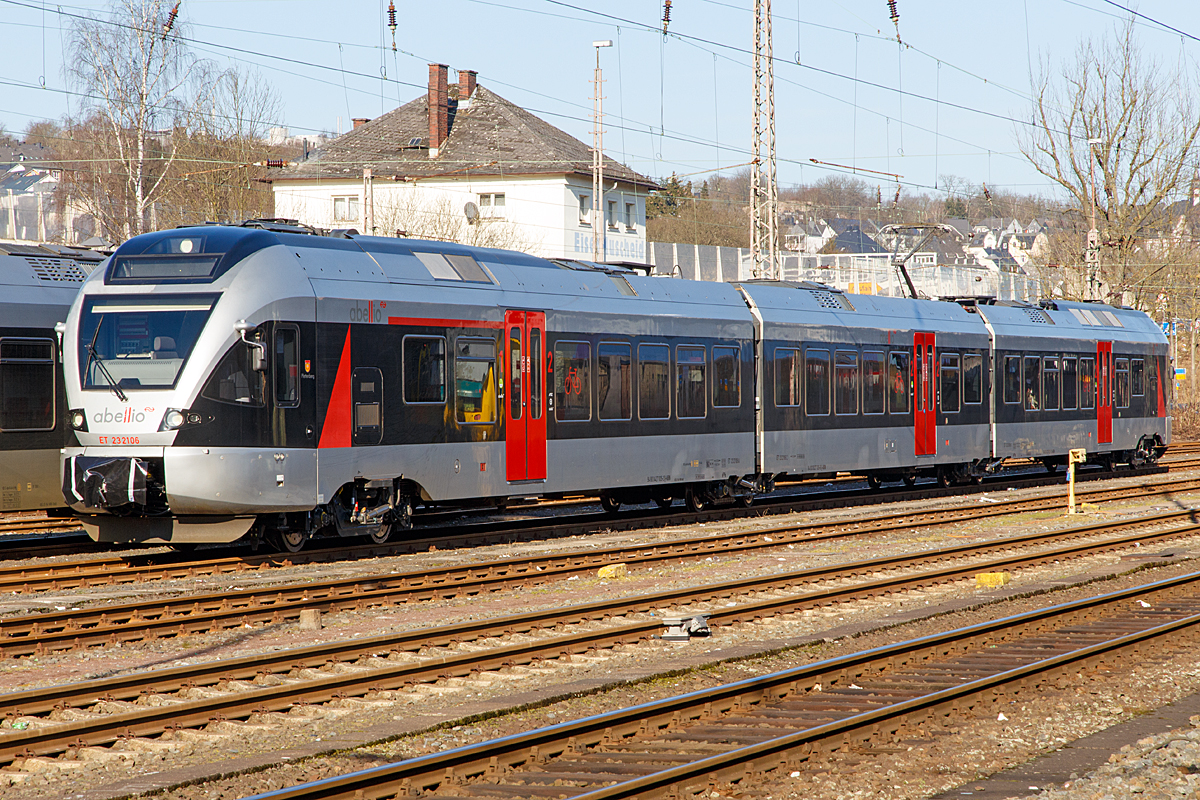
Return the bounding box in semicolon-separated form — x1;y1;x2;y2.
362;168;374;234
592;40;612;263
1086;138;1102;300
751;0;779;280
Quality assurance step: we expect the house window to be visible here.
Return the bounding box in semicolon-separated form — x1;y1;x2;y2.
607;200;618;229
480;193;506;219
333;196;360;222
625;202;636;231
578;194;591;226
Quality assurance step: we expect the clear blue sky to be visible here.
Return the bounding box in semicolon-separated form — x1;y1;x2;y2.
1;0;1198;203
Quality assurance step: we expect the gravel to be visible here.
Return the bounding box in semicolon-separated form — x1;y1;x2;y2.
1;470;1199;800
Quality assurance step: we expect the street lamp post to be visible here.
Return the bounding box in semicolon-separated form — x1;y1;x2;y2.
591;40;612;263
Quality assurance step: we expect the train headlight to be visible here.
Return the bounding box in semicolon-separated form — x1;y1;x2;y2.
69;409;88;431
160;409;186;431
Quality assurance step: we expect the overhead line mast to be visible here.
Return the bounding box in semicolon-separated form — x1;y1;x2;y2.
751;0;779;280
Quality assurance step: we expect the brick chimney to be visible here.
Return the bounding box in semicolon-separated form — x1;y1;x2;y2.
428;63;449;158
459;70;477;103
352;117;370;129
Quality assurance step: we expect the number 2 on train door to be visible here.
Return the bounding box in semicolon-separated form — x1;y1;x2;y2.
505;310;547;481
914;332;937;456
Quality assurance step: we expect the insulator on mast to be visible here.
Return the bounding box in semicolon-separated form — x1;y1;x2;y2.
162;1;180;39
886;0;900;40
662;0;672;35
387;1;397;51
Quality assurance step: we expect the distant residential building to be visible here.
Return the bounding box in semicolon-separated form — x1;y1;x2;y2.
270;64;657;261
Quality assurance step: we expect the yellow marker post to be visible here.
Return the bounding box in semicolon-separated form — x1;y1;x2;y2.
1067;448;1087;514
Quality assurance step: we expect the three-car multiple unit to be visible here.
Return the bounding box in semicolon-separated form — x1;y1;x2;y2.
56;221;1169;550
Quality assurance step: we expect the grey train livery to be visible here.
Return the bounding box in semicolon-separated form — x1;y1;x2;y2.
0;243;101;512
59;222;1170;550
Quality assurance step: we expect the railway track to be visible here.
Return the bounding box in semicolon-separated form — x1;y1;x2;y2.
2;462;1192;598
235;570;1200;800
2;502;1198;765
4;470;1200;656
1;452;1188;564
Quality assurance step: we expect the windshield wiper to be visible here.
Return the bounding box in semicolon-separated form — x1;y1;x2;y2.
83;319;128;403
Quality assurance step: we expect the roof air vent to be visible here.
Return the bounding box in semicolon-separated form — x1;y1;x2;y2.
1023;307;1053;324
808;290;855;311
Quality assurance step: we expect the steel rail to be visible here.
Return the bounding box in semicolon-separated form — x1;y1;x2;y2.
1;507;1197;762
237;571;1200;800
0;460;1174;568
4;474;1200;656
3;467;1196;599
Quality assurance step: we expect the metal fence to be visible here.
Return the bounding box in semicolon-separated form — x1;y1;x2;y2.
647;243;1041;302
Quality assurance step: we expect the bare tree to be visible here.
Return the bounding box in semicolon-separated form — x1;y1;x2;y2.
172;65;284;224
1019;20;1200;304
67;0;199;239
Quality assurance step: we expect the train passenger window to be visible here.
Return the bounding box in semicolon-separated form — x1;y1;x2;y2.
939;353;960;413
862;351;885;414
1132;359;1144;396
597;342;632;420
403;336;446;404
202;342;265;406
676;346;706;419
1062;358;1078;409
529;329;542;419
509;326;522;421
352;367;383;445
1079;357;1096;409
554;341;591;421
273;325;300;408
1115;358;1130;408
1043;357;1060;411
963;354;983;405
638;344;670;419
888;351;909;413
834;351;858;415
1023;356;1041;410
455;338;497;424
805;349;830;416
1003;356;1021;404
712;346;740;408
774;348;801;407
0;338;55;431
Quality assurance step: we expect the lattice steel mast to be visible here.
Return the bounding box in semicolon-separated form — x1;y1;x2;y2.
751;0;779;280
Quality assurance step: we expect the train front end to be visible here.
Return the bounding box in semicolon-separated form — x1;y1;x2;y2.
61;225;315;545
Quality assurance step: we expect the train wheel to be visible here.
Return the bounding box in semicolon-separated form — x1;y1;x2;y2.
936;468;952;489
272;528;308;553
735;493;754;508
600;495;621;513
685;488;705;513
902;474;917;487
653;496;673;509
866;475;882;490
1043;460;1059;474
368;524;392;545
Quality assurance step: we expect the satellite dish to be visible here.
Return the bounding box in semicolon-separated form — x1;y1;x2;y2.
464;201;480;224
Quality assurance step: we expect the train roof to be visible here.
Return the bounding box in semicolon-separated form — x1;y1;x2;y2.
104;223;753;317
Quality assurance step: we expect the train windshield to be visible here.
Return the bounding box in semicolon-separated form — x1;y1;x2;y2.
78;294;218;391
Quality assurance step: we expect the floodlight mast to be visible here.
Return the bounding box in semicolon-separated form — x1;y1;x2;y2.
750;0;778;280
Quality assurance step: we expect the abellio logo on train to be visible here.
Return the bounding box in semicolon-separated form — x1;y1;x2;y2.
94;407;151;424
349;300;387;323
